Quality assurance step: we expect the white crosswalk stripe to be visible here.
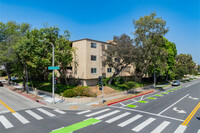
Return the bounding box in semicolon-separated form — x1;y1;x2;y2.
77;110;91;115
118;114;143;127
85;109;110;117
106;112;131;123
95;110;120;120
132;117;156;132
197;129;200;133
25;110;43;120
174;125;187;133
54;109;66;114
0;115;14;129
151;121;170;133
37;108;55;117
12;112;30;124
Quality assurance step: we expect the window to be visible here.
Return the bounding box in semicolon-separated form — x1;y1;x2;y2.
91;68;97;73
107;68;112;73
91;43;96;48
91;55;96;61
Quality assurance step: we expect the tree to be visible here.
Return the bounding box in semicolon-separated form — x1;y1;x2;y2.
174;54;196;79
105;34;137;85
55;30;76;85
133;12;168;87
163;38;177;81
0;21;30;85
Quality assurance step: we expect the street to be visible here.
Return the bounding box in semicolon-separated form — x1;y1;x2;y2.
0;79;200;133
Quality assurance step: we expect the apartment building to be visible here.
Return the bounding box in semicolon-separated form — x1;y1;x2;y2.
70;38;134;86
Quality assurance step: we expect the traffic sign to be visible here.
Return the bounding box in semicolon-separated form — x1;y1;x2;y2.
48;66;60;70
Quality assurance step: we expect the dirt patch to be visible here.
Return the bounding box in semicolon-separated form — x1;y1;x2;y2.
89;86;118;96
91;89;154;106
69;106;78;109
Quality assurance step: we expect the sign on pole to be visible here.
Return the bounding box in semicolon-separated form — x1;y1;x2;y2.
48;66;60;70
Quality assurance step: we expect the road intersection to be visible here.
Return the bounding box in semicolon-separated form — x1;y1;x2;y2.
0;79;199;133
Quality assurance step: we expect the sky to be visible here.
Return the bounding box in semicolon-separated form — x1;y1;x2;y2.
0;0;199;63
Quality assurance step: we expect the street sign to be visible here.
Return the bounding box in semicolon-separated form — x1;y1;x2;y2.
48;66;60;70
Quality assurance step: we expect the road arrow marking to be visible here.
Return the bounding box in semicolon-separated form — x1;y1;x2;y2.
189;96;199;100
173;107;186;114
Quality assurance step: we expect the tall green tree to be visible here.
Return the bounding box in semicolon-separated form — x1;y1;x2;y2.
133;12;168;87
55;30;76;85
174;54;196;79
0;21;30;85
105;34;137;85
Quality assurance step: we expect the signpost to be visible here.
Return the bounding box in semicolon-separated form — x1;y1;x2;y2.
48;66;59;104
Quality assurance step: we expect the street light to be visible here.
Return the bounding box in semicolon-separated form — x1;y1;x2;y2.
39;40;55;104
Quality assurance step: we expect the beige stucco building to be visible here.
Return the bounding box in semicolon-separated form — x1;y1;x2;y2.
69;38;134;86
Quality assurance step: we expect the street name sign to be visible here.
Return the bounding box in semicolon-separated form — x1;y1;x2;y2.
48;66;60;70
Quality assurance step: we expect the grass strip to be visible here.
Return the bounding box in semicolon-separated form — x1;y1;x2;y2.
50;118;100;133
147;97;156;100
167;90;173;92
161;92;168;94
154;94;163;97
138;100;148;103
126;105;138;108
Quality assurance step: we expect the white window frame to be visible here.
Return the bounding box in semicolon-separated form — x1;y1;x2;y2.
91;43;97;48
107;68;112;73
91;68;97;73
91;55;97;61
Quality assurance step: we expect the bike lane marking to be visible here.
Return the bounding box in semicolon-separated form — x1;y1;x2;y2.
50;118;100;133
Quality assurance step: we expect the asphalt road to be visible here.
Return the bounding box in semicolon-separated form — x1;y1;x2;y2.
0;79;199;133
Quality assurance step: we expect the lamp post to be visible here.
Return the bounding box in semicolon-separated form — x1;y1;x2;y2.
39;40;55;104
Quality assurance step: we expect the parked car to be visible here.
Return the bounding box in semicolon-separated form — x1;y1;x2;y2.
172;80;180;86
0;81;3;87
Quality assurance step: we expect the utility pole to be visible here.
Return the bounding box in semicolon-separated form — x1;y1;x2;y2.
52;43;55;104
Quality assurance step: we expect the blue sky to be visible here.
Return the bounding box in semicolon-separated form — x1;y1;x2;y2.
0;0;199;63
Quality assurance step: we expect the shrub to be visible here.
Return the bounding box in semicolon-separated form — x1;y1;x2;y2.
62;86;97;98
63;89;76;97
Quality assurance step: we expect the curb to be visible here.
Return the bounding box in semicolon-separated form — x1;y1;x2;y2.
15;91;46;105
4;84;46;105
107;90;154;106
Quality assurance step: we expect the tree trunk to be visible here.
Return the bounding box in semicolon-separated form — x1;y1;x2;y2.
22;65;26;92
25;64;29;93
64;70;69;85
4;62;11;85
153;62;156;89
166;70;168;81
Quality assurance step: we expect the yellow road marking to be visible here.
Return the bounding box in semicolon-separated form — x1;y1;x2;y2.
0;100;16;113
182;102;200;126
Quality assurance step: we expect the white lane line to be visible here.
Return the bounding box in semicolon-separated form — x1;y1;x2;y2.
119;103;125;106
140;95;144;100
77;110;91;115
95;110;120;120
174;125;187;133
106;112;131;123
25;110;43;120
158;94;189;115
0;115;14;129
118;115;143;127
197;129;200;133
54;109;66;114
151;121;170;133
132;117;156;132
13;112;30;124
37;108;55;117
0;110;10;114
110;105;184;122
85;109;110;117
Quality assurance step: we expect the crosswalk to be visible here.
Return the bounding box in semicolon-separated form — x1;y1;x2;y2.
0;108;66;130
77;108;200;133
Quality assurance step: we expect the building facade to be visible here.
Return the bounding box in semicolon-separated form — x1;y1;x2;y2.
70;38;134;86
